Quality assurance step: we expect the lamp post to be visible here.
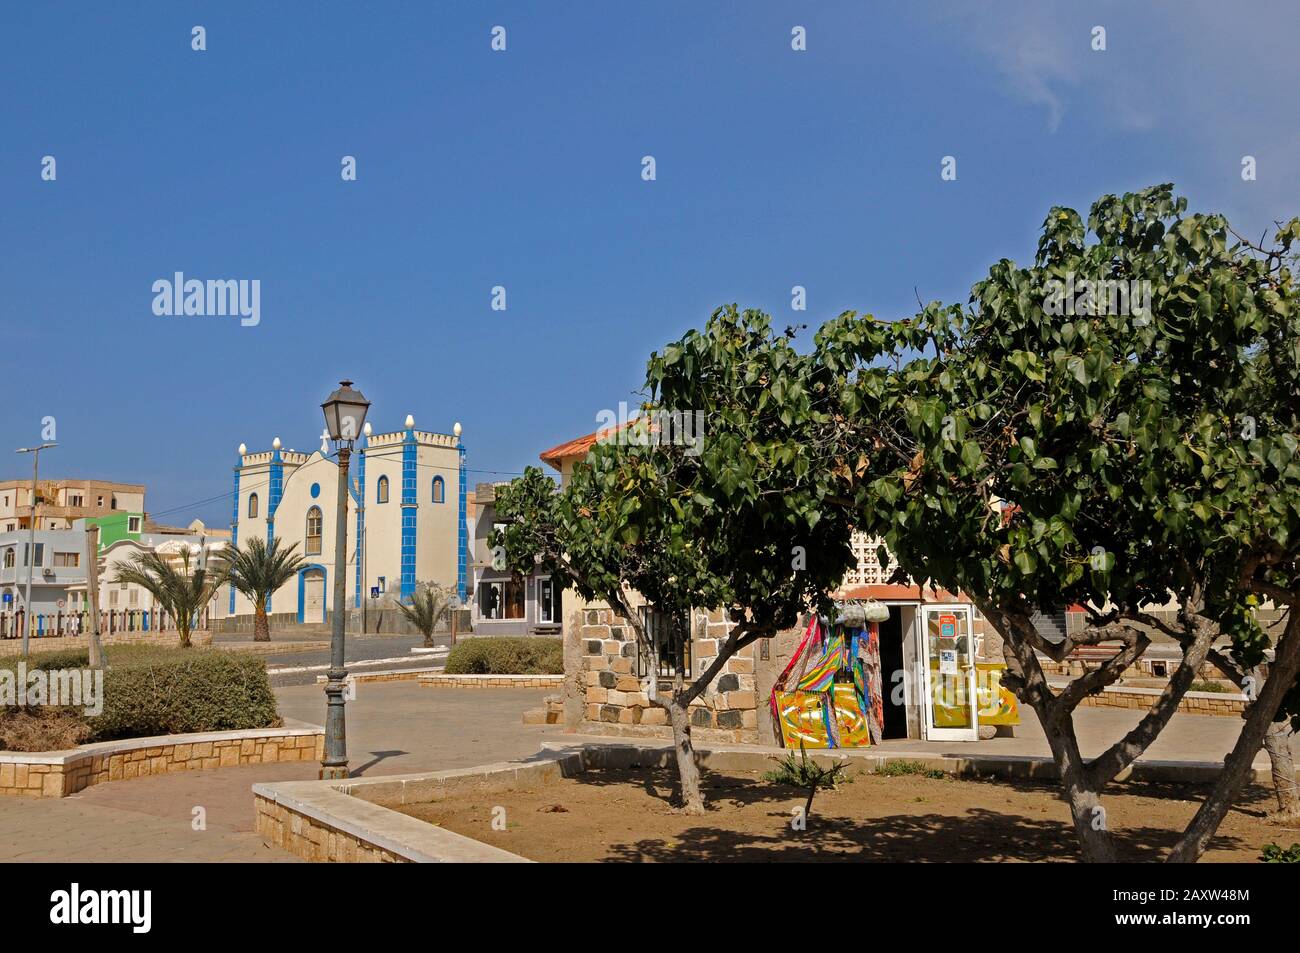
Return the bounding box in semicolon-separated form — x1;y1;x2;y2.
319;380;370;779
15;442;56;656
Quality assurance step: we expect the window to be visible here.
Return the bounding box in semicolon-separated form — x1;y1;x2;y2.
111;496;117;509
377;476;390;504
432;476;445;503
376;576;386;593
128;590;138;606
53;552;79;568
96;495;103;507
636;606;691;678
24;543;44;568
478;579;525;620
69;494;83;507
248;493;259;519
109;590;119;607
537;577;560;624
128;516;141;533
2;549;13;569
305;506;323;555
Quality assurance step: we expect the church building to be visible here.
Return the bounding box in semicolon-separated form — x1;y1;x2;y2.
218;414;467;624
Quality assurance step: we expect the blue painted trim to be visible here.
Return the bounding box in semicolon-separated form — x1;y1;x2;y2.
354;437;367;608
457;441;467;603
266;446;284;612
400;425;417;602
229;459;241;614
296;564;328;624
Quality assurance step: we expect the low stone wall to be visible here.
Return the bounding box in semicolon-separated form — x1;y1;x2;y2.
315;667;442;685
0;724;323;798
253;761;554;862
419;674;562;689
0;630;214;657
1068;684;1247;717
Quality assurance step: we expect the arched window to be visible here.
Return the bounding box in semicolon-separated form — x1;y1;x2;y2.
305;506;323;555
248;493;259;519
377;476;390;504
432;476;445;504
2;548;13;569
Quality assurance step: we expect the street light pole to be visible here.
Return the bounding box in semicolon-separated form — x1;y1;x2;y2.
319;381;370;781
16;442;56;656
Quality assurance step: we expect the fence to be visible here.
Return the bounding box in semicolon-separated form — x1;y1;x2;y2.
0;608;212;640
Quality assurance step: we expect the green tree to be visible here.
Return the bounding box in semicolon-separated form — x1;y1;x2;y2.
497;307;856;813
818;185;1300;861
216;537;307;642
110;548;227;649
396;582;454;647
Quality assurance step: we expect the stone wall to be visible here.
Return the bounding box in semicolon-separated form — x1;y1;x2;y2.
0;726;323;798
578;607;758;744
255;797;407;863
420;674;563;689
1072;686;1247;717
0;629;214;657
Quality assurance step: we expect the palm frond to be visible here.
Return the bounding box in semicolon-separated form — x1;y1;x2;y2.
215;536;307;607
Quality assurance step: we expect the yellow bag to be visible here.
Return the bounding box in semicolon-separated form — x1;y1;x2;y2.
832;684;872;747
775;691;832;748
976;663;1020;726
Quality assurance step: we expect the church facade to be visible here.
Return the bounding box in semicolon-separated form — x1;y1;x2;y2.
217;415;467;624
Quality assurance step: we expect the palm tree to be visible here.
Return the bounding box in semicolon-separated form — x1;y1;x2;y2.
216;537;307;642
396;582;454;647
110;548;226;649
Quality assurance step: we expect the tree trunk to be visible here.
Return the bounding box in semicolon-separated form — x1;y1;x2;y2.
1038;710;1119;862
423;628;434;648
666;696;705;814
1262;719;1298;820
1166;611;1300;862
253;604;271;642
177;621;192;649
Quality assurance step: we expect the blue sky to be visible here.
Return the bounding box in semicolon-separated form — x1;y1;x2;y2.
1;1;1296;527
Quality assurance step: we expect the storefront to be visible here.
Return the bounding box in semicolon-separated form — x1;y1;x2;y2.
771;589;1018;747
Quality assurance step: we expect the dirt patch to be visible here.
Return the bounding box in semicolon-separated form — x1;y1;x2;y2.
395;766;1293;862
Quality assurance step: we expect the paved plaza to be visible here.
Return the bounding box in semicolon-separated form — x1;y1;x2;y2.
0;681;1290;863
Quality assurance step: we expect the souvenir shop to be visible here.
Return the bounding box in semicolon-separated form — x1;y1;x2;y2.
770;598;1019;748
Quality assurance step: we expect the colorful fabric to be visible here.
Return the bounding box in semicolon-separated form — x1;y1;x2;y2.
856;623;885;744
831;683;872;747
775;690;833;748
976;663;1020;725
795;631;846;693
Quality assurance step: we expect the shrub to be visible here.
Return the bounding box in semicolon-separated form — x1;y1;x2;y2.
1261;842;1300;863
443;637;563;675
763;745;852;817
93;651;280;741
0;646;280;749
1189;679;1230;694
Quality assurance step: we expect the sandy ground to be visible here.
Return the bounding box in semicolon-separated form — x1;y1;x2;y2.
398;766;1300;863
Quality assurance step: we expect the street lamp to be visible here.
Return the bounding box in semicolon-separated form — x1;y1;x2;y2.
15;442;56;656
319;380;370;779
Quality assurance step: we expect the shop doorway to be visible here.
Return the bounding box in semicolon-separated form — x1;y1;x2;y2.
878;607;909;740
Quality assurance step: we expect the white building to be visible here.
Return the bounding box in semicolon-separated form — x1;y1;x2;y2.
216;415;468;624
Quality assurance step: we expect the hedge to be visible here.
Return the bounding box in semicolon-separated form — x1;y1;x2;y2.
0;646;280;750
443;637;563;675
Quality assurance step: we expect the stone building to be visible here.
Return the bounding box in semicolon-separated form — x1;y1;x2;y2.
537;428;1000;746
